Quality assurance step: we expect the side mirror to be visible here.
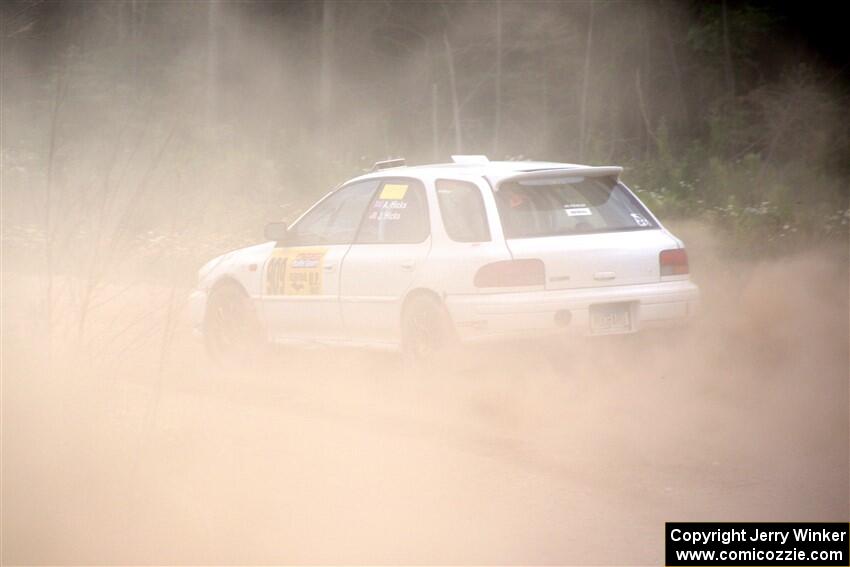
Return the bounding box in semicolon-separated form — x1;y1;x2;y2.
264;221;289;242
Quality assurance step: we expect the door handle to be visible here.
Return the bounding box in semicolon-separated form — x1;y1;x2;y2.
323;264;336;272
593;271;616;281
400;259;415;271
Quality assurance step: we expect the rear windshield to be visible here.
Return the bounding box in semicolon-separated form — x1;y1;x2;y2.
494;175;657;238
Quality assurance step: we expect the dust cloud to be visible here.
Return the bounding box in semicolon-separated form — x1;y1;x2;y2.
2;221;847;564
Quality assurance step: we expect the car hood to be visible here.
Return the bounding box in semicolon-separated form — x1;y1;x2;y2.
198;241;276;289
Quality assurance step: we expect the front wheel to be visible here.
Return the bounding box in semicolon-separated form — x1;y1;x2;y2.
204;283;265;365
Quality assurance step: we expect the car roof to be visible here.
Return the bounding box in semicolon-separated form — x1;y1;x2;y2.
348;160;621;185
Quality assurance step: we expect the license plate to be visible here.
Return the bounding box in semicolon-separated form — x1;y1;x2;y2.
590;303;632;334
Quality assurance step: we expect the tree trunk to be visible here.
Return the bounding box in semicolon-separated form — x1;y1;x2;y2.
206;0;220;130
443;31;462;154
493;0;502;156
319;0;336;151
432;82;439;161
721;0;736;98
578;1;595;161
44;55;68;364
661;1;688;128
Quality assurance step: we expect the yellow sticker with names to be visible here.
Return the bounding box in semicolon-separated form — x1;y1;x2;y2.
379;183;408;200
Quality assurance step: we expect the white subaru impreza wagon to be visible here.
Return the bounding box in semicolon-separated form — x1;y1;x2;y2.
189;156;699;361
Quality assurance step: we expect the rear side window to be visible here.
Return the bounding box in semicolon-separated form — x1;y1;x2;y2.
436;179;491;242
495;176;657;238
356;180;429;244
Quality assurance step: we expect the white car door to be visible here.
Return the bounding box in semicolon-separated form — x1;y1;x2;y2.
262;179;380;342
339;178;432;344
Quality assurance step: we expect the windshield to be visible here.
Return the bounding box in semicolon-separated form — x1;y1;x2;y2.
494;175;657;238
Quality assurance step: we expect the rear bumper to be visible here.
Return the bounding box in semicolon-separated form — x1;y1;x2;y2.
444;279;699;342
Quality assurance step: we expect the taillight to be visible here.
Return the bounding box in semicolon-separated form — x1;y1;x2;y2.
660;248;689;276
474;259;545;287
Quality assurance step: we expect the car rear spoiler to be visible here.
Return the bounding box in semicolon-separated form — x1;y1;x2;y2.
490;166;623;189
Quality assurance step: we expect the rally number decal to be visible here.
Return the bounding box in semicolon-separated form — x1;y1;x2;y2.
266;248;326;296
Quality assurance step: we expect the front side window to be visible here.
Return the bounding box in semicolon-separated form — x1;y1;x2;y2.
436;179;491;242
287;180;379;246
495;176;657;238
356;179;429;244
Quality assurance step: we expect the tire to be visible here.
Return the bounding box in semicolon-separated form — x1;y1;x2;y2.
401;294;456;370
203;282;265;365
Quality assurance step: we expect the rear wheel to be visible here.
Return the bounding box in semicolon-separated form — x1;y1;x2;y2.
204;283;265;365
401;294;456;370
